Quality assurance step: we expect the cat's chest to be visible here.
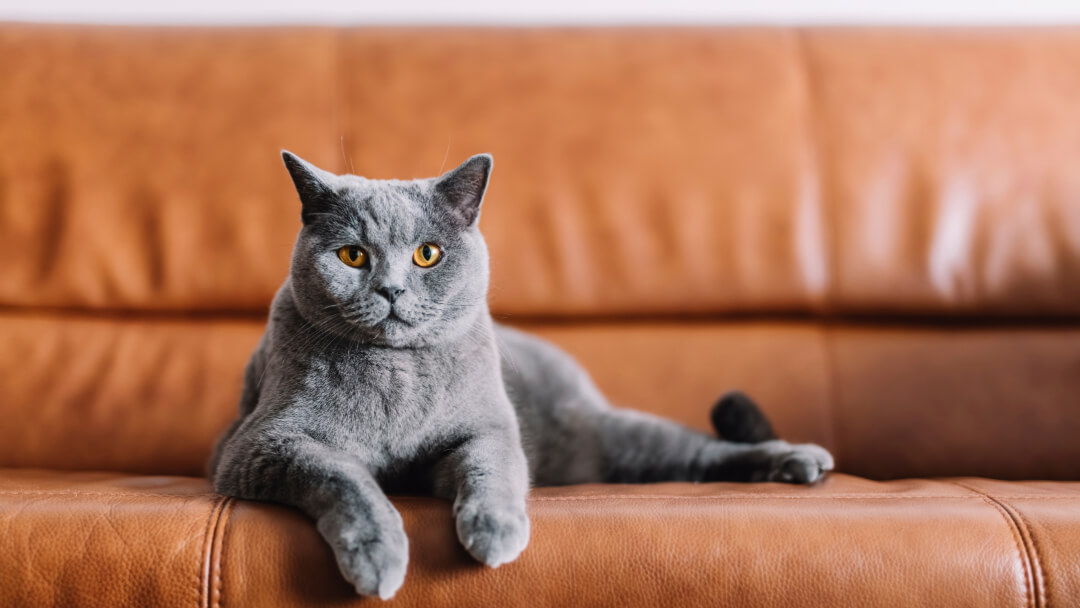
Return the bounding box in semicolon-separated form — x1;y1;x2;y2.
306;347;469;452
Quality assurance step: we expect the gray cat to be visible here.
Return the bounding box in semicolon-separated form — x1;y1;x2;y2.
210;152;834;599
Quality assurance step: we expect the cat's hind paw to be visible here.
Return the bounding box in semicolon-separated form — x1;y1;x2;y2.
764;443;834;484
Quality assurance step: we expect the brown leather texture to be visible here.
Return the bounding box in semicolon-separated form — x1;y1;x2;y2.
3;26;1079;317
2;23;1080;608
6;469;1080;608
806;29;1080;316
0;25;336;313
6;313;1079;481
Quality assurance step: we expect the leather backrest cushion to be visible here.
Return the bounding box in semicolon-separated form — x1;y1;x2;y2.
2;26;1078;318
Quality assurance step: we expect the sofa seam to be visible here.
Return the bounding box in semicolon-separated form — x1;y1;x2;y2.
0;490;220;498
211;498;236;608
198;496;228;608
1011;508;1049;608
524;494;1054;501
948;481;1038;608
4;489;1080;500
978;495;1034;608
196;498;214;608
953;481;1047;607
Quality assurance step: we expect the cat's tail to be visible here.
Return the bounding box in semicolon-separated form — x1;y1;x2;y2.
710;391;778;444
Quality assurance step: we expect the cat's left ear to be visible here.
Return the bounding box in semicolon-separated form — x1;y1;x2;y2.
433;154;493;228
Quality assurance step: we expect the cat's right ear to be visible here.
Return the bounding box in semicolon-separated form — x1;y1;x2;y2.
281;151;336;224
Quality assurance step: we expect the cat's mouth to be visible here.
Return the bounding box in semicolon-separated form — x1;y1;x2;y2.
376;310;412;328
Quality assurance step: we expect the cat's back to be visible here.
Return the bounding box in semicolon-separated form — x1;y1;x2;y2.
495;323;609;416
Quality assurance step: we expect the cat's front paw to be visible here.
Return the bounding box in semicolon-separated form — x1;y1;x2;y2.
455;501;530;568
317;514;409;599
762;442;834;484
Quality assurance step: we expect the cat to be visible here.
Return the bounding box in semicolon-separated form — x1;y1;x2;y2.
210;152;834;599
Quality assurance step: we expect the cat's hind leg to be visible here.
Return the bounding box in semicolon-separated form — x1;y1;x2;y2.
496;324;833;486
590;406;833;484
710;390;778;443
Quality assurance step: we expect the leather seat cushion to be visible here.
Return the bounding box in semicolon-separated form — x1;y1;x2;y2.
2;469;1076;607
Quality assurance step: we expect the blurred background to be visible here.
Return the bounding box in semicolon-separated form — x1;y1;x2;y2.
5;0;1080;24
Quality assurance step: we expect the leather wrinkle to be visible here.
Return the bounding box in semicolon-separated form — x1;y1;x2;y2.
821;323;843;469
793;29;845;479
793;28;832;315
948;481;1039;608
333;27;346;177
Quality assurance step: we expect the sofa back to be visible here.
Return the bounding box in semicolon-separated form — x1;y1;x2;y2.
2;25;1079;479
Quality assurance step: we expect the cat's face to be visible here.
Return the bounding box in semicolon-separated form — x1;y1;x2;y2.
282;152;492;348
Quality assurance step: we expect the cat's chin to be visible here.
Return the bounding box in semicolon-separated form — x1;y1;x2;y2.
359;316;426;348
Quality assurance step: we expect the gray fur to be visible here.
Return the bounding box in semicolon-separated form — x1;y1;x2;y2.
211;152;834;599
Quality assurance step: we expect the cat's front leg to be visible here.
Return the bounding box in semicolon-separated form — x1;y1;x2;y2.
434;428;531;568
214;433;409;599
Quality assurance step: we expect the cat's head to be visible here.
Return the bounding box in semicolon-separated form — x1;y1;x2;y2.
281;151;493;347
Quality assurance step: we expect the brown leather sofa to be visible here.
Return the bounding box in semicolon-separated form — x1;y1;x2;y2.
2;24;1079;607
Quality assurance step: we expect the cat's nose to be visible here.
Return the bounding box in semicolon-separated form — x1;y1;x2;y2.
377;285;406;304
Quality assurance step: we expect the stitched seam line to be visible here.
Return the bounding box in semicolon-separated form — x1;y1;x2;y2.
1011;508;1049;608
196;498;216;608
4;489;1080;500
0;490;219;498
210;498;236;608
973;488;1049;608
198;496;227;608
979;496;1033;608
949;481;1037;608
525;494;1080;501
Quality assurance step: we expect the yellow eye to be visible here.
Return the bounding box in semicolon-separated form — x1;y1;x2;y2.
337;246;367;268
413;243;442;267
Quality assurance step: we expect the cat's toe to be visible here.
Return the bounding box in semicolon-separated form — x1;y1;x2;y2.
346;537;409;599
318;517;409;599
768;444;834;484
456;503;530;568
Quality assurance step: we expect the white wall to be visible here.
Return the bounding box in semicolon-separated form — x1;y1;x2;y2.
3;0;1080;25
